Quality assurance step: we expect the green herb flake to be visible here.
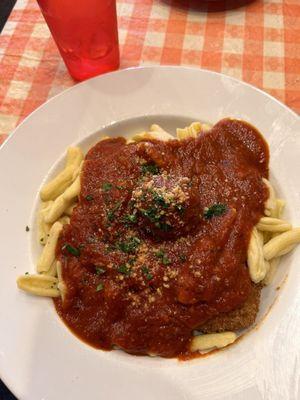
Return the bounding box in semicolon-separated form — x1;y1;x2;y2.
128;257;137;266
155;249;171;265
116;185;125;190
114;201;122;209
141;207;161;223
152;192;169;209
204;203;227;219
123;214;137;224
162;256;171;265
118;237;141;254
25;226;30;232
155;249;165;258
102;182;113;192
142;266;153;281
63;244;81;257
179;254;187;262
107;200;122;222
141;163;160;175
96;282;104;292
117;264;131;276
107;210;115;222
25;272;29;275
95;267;105;275
85;194;94;201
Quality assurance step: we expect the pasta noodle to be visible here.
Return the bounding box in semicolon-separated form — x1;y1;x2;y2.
131;126;173;142
247;227;270;283
262;257;280;285
44;196;65;225
59;215;70;225
64;202;77;216
43;260;58;277
40;147;83;201
72;161;83;181
150;124;170;135
263;178;277;217
251;181;296;283
37;200;53;245
44;175;80;224
263;228;300;261
274;199;285;219
37;221;63;273
176;122;202;139
57;261;66;302
256;217;292;232
17;274;60;297
190;332;237;352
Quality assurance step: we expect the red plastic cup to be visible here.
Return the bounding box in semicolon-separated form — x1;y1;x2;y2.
37;0;120;81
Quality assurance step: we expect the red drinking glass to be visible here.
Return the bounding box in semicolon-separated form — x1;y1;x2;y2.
37;0;120;81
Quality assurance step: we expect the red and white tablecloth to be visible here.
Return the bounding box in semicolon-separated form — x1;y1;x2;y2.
0;0;299;144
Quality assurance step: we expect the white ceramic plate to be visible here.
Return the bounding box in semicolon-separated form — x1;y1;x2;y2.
1;66;300;400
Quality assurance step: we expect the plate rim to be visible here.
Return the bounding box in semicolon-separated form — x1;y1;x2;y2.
1;66;298;153
1;65;300;400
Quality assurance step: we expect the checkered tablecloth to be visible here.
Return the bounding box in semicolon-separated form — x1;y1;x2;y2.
0;0;299;145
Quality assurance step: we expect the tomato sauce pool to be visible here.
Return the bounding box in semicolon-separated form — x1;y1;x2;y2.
55;118;269;358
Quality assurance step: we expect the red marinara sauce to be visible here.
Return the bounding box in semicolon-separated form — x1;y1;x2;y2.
55;118;269;358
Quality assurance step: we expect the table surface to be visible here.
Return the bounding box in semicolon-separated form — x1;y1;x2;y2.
0;0;299;398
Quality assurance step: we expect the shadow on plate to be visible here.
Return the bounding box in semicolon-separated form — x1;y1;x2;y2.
160;0;258;13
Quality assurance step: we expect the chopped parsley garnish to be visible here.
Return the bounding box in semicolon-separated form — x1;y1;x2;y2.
123;213;137;224
128;257;137;266
155;249;171;265
141;163;160;175
107;201;122;222
204;203;227;219
155;249;165;258
96;282;104;292
102;182;113;192
117;264;131;275
152;191;169;209
107;210;115;222
25;272;29;275
116;185;125;190
63;244;81;257
142;266;153;280
85;194;94;201
162;256;171;265
141;206;161;223
141;206;172;231
25;226;30;232
118;237;141;254
95;267;105;275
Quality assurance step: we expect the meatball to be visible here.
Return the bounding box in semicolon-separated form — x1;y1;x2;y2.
131;172;201;239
